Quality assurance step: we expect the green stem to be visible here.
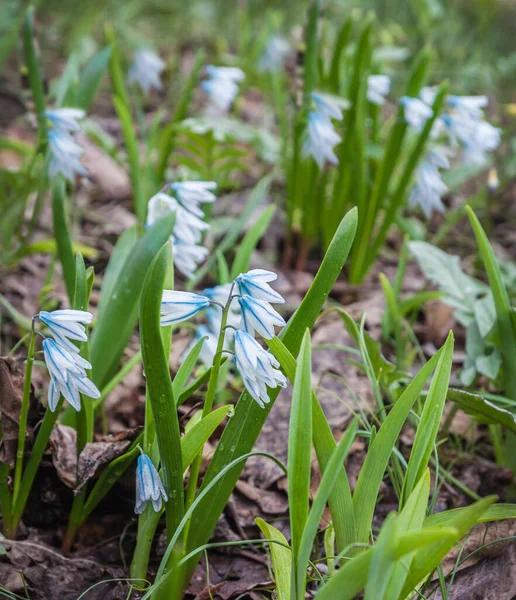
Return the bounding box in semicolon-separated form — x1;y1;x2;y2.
12;324;36;508
9;401;62;537
184;287;234;534
130;506;162;583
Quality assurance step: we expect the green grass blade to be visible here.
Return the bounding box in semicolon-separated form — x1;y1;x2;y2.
230;205;276;279
183;208;357;578
352;342;446;545
297;418;359;595
424;503;516;527
467;206;516;399
90;215;174;388
140;244;184;535
74;45;112;110
447;388;516;430
52;177;75;303
315;550;372;600
288;330;313;597
256;518;291;600
268;335;356;554
399;496;497;598
364;512;398;600
401;331;454;506
172;336;206;400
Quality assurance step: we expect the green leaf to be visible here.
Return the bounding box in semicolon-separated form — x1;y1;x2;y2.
364;513;398;600
90;215;174;389
75;45;112;111
447;388;516;430
182;208;357;580
180;406;231;470
467;206;516;400
267;335;356;559
256;518;291;600
172;336;207;400
140;244;184;534
399;496;497;598
230;205;276;279
52;177;75;303
424;503;516;528
288;330;313;596
297;418;359;595
352;341;447;546
401;331;454;505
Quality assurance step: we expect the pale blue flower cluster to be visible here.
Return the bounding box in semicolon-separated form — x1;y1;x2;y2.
367;75;391;105
160;269;287;407
409;147;451;218
201;66;245;113
127;49;165;95
303;92;347;169
37;310;100;411
45;109;87;181
146;181;217;279
135;452;168;514
258;36;291;73
406;89;501;217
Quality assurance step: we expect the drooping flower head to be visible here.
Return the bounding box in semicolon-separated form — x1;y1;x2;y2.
233;329;287;408
135;452;168;514
238;295;286;340
127;49;165;95
409;147;450;218
258;36;291;73
167;181;217;218
38;309;93;353
42;338;100;411
45;109;87;181
447;95;488;120
201;66;245;113
160;290;210;326
367;75;391;106
400;96;433;131
235;270;285;304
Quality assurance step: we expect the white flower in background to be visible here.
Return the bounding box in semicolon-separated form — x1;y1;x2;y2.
447;95;488;120
303;112;342;169
173;241;209;280
146;181;217;279
311;92;347;121
38;309;93;353
233;329;287;407
367;75;391;105
135;452;168;514
409;147;450;218
168;181;217;217
183;324;219;366
46;109;87;181
258;35;291;72
400;96;433;131
442;113;501;166
127;49;165;95
42;338;100;411
419;86;439;107
235;270;284;304
160;290;210;326
201;65;245;112
204;283;242;334
238;294;286;340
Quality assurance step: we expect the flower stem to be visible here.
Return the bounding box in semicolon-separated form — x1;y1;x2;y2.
12;323;36;509
183;283;235;539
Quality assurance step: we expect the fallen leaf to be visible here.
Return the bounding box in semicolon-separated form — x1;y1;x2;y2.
49;425;77;488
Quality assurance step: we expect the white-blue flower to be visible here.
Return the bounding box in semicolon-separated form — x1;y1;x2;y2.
238;294;286;340
367;75;391;105
127;49;165;95
204;283;241;334
447;95;488;120
442;114;501;166
172;242;209;280
400;96;433;131
258;36;290;73
135;453;168;514
46;109;87;182
147;192;209;245
312;92;347;121
38;309;93;353
303;112;342;169
184;324;219;366
168;181;217;218
233;329;287;407
235;270;284;304
42;338;100;411
409;147;450;218
201;66;245;113
160;290;210;326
